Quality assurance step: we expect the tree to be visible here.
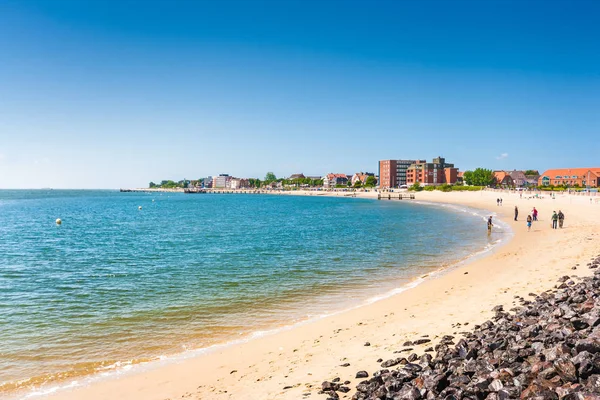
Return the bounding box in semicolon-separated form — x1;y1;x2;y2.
408;182;423;191
264;172;277;182
463;168;495;186
365;176;377;187
149;182;157;188
524;170;539;176
353;180;362;188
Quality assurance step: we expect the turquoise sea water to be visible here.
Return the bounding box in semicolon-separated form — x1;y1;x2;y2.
0;190;502;396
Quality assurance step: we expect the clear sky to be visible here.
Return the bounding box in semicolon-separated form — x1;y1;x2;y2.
0;0;598;188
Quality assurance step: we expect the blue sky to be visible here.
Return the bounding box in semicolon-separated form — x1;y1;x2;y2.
0;0;598;188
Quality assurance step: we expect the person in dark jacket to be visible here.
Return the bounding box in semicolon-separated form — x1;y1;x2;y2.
558;210;565;228
514;206;518;221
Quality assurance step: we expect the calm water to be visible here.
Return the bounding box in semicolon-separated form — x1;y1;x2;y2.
0;190;501;396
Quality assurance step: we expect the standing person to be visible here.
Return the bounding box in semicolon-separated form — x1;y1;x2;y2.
514;206;519;221
497;198;500;206
532;207;538;221
500;198;503;206
558;210;565;228
527;215;532;231
487;216;493;234
551;211;558;229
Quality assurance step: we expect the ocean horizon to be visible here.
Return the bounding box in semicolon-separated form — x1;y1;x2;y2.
0;190;507;397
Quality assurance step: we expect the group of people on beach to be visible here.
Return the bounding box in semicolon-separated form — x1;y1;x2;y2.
488;204;565;234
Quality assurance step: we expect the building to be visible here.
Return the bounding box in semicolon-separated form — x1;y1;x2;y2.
213;174;230;189
405;157;459;186
288;173;305;180
323;173;348;188
379;159;425;188
507;170;528;187
351;172;375;186
538;168;600;188
525;172;540;187
493;171;515;188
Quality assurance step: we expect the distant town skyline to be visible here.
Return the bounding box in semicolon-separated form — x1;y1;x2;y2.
1;0;598;189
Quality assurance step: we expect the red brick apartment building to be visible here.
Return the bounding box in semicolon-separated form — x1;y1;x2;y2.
538;168;600;187
379;159;425;188
405;157;459;186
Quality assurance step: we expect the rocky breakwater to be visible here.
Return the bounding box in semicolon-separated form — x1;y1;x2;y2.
320;255;600;399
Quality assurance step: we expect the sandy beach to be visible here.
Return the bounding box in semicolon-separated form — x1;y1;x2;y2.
37;190;600;400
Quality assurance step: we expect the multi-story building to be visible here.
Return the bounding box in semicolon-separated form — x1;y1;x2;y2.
379;159;425;188
213;174;230;189
405;157;459;186
538;168;600;188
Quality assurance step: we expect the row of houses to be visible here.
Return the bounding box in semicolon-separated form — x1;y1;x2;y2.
379;157;459;188
192;172;378;189
538;168;600;188
191;174;251;189
322;172;376;188
493;170;540;188
493;168;600;189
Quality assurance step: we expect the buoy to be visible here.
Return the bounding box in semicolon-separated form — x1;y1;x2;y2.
138;206;142;210
56;218;62;225
152;199;155;202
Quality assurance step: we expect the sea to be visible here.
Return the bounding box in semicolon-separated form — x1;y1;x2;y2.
0;190;508;397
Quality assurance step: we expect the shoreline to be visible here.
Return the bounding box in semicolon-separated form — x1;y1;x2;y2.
7;195;501;399
20;191;600;400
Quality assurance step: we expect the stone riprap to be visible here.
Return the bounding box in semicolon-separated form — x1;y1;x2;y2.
320;256;600;400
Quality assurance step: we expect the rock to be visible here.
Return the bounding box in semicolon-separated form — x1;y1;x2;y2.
364;342;370;346
413;338;431;345
489;379;504;392
340;363;350;367
321;381;339;391
319;259;600;400
554;358;578;382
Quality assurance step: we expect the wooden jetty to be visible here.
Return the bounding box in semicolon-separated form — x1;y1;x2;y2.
377;193;415;200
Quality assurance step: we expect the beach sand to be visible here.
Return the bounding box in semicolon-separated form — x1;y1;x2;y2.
38;190;600;400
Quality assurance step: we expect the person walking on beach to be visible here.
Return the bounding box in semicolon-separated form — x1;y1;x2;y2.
532;207;538;221
500;198;503;206
497;198;500;206
487;216;493;234
514;206;518;221
527;215;532;231
551;211;558;229
558;210;565;228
